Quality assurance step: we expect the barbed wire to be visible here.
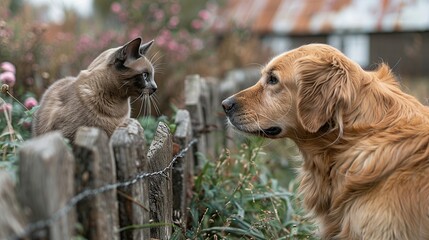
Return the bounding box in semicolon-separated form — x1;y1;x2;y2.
7;138;198;240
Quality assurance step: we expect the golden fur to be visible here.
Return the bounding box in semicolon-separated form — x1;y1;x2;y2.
222;44;429;239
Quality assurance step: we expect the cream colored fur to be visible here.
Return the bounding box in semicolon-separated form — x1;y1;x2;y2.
33;37;156;141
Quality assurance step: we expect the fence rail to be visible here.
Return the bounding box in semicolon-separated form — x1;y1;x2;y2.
0;71;255;240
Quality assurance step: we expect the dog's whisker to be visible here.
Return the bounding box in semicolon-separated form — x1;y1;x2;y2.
251;111;285;130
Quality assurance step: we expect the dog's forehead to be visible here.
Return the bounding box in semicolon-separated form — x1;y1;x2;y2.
263;44;340;74
263;49;302;74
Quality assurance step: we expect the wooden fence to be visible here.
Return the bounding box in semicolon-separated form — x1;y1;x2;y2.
0;70;257;240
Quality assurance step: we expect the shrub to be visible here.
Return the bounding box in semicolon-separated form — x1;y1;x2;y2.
174;137;316;239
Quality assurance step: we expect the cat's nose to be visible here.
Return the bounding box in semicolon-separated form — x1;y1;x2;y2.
148;85;157;95
149;87;157;95
147;82;157;95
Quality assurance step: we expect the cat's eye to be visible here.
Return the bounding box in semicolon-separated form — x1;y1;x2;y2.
143;72;149;80
267;74;278;85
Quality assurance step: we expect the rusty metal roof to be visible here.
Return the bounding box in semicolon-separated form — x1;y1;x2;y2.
217;0;429;34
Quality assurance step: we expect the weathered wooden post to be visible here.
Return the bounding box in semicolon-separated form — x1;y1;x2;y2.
203;76;221;158
173;110;194;228
18;132;75;239
110;119;150;240
147;122;173;239
0;172;26;239
74;127;119;240
185;74;207;161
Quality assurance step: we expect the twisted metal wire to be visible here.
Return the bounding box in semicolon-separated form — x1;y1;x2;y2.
7;138;198;240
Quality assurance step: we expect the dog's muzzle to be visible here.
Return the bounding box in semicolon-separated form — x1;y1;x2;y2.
222;97;281;137
222;97;236;116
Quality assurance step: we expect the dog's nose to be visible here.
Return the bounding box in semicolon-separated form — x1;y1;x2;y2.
222;97;236;114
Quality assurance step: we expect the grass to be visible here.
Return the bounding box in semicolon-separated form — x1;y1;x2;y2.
0;95;36;176
173;137;317;239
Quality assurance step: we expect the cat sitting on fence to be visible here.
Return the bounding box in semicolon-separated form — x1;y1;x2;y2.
33;37;157;142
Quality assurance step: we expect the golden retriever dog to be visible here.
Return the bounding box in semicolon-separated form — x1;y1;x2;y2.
222;44;429;239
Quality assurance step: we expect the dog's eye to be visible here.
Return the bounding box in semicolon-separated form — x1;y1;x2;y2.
267;75;279;85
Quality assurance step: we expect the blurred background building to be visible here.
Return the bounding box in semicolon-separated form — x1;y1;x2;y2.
218;0;429;77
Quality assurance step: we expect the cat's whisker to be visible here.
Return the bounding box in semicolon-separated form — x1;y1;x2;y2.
140;94;148;117
153;66;165;72
152;52;164;66
149;94;161;116
146;94;152;116
150;51;161;64
118;81;128;89
136;95;145;118
130;92;144;104
151;93;161;107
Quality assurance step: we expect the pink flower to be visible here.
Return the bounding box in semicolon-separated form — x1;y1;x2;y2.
191;19;203;30
198;10;211;21
167;40;179;51
154;10;164;21
22;119;32;130
157;30;172;46
157;36;167;46
0;62;15;74
169;16;180;28
128;28;141;40
0;103;12;113
24;97;38;110
160;29;171;38
111;2;122;14
0;71;15;87
170;4;181;15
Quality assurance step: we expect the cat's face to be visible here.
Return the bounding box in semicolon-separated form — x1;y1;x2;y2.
87;37;157;97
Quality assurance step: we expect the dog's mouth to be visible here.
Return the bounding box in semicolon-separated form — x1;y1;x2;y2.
229;121;282;137
258;127;282;137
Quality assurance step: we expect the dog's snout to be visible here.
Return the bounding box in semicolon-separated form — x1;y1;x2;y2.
222;97;236;114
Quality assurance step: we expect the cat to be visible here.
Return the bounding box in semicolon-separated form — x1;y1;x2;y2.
32;37;157;142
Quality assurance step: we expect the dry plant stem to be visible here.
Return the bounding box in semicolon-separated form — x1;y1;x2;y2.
0;86;32;159
117;190;149;212
0;97;16;157
195;207;209;237
6;90;29;111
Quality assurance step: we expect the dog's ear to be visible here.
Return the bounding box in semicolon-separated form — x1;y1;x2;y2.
296;55;355;133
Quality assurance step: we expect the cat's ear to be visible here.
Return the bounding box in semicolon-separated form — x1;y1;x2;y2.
139;40;154;55
117;37;142;62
